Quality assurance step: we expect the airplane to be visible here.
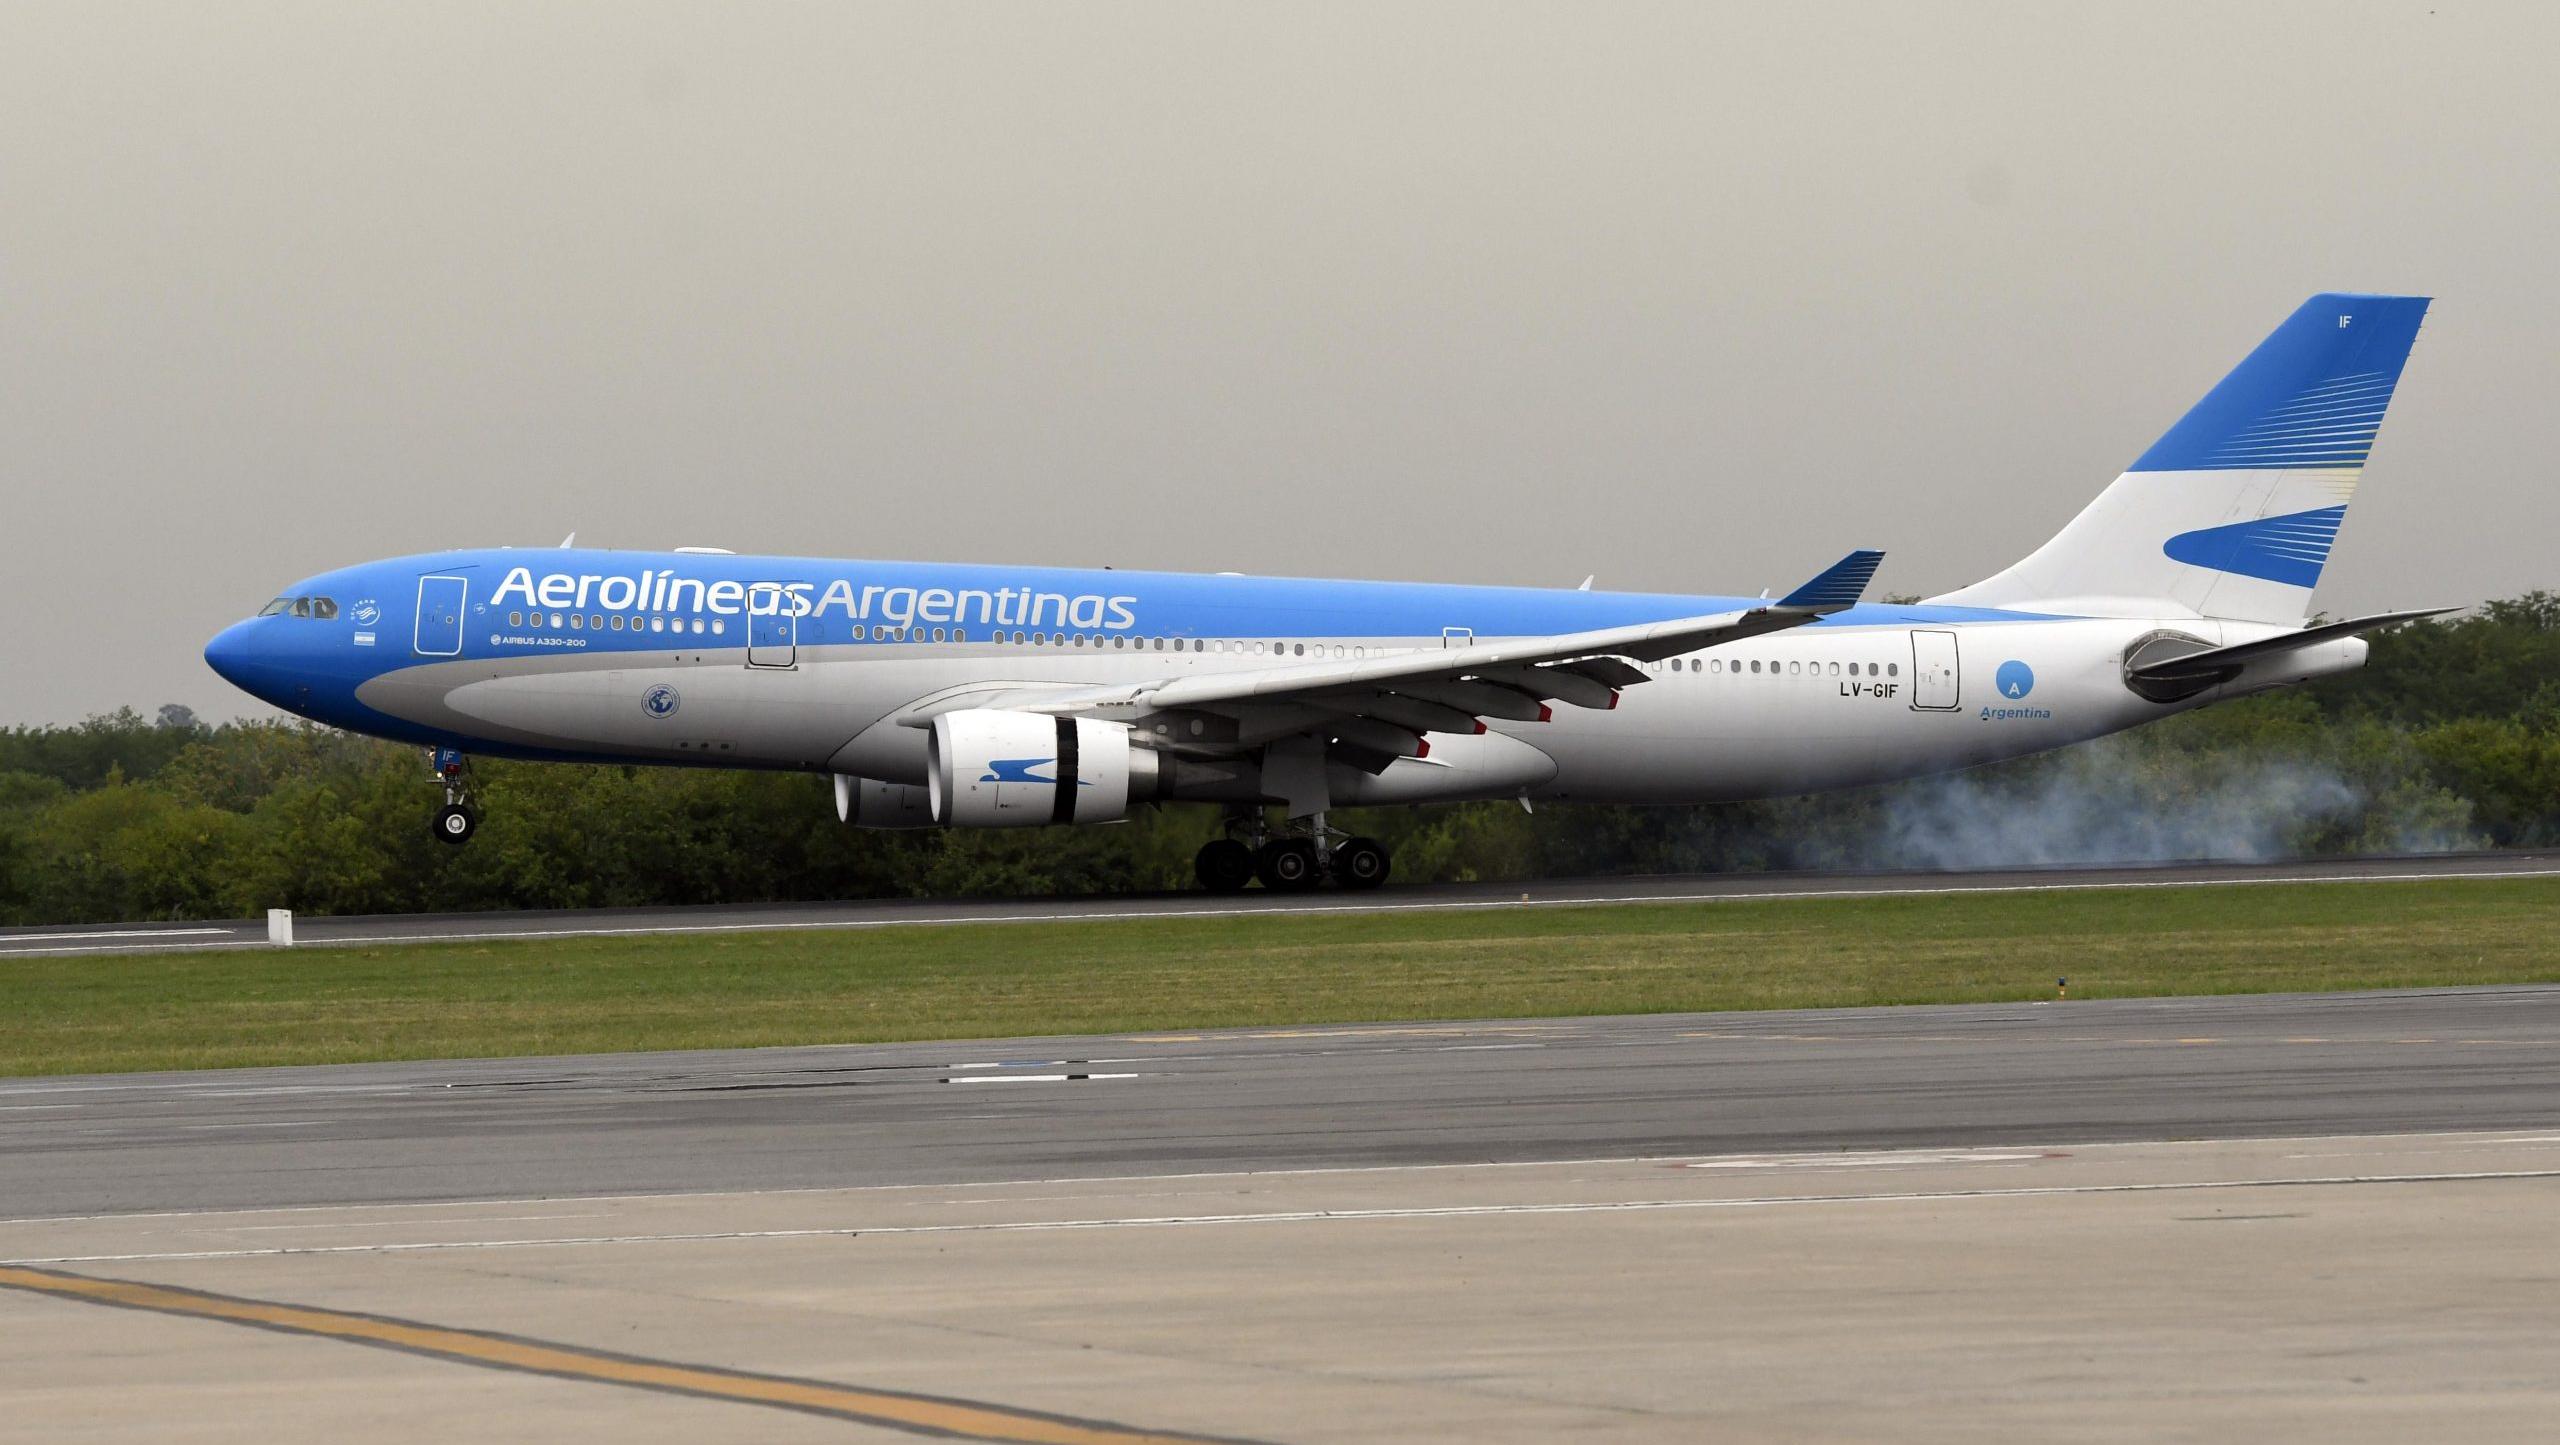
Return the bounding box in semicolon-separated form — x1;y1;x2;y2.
205;293;2446;892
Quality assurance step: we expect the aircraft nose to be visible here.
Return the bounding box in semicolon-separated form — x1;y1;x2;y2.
203;619;290;704
203;621;256;687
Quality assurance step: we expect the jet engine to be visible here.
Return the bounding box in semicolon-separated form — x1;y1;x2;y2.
832;774;937;829
927;709;1157;826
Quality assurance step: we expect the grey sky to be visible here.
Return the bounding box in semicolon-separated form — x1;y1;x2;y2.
4;2;2553;725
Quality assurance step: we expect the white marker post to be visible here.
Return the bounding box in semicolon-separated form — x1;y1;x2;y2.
267;909;294;947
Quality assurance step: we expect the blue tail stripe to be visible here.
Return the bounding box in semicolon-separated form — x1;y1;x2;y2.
2130;293;2429;473
2161;505;2348;588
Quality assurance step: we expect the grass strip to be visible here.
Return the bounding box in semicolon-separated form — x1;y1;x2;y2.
5;876;2557;1076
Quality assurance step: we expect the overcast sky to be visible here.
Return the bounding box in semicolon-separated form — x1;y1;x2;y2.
3;2;2553;724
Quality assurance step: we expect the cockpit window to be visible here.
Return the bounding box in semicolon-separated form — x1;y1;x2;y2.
258;595;340;619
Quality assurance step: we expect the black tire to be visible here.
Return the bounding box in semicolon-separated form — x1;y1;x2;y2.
433;804;478;846
1255;838;1320;891
1194;838;1255;893
1332;837;1390;890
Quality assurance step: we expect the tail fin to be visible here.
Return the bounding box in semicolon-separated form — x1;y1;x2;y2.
1933;293;2430;623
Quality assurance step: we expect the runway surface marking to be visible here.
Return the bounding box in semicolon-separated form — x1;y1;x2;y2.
0;1264;1255;1445
14;1167;2558;1267
5;859;2556;955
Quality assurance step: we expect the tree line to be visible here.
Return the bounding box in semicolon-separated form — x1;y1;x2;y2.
4;595;2556;926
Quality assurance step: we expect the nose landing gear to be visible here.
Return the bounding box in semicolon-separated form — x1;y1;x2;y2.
427;748;479;846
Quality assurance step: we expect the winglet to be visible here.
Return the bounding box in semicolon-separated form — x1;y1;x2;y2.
1776;549;1885;612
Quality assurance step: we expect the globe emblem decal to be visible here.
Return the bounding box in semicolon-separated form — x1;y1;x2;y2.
642;684;682;720
1995;660;2035;700
350;599;381;626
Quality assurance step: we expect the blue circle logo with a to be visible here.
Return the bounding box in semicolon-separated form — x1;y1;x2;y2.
642;684;682;720
1995;660;2035;700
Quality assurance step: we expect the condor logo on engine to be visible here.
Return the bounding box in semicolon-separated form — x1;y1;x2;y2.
979;757;1091;786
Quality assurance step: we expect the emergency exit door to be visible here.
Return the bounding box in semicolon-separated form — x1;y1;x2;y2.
1909;628;1960;710
413;576;466;657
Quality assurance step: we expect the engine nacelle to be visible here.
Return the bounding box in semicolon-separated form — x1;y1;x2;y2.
833;774;937;830
927;709;1156;827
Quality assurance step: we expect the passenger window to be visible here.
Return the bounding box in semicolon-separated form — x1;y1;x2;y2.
710;619;724;635
692;618;705;634
1888;663;1898;676
508;611;523;627
1750;660;1761;673
570;614;584;630
593;615;606;631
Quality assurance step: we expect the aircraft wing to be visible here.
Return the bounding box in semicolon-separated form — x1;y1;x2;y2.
907;549;1883;770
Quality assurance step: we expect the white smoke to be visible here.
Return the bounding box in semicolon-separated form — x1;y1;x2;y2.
1850;745;2467;870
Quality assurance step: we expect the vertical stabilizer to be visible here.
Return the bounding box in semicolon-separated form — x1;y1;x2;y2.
1933;293;2429;623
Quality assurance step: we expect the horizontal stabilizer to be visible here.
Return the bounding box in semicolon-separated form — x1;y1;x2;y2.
1776;549;1885;612
2129;607;2458;681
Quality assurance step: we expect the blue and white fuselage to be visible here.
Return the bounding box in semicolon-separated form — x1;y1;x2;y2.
202;294;2443;887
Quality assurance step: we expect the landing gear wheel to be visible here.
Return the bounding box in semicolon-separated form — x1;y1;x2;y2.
433;804;478;846
1256;838;1320;891
1195;838;1256;894
1332;837;1390;890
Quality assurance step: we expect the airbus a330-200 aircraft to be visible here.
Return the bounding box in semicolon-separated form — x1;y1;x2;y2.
206;293;2444;892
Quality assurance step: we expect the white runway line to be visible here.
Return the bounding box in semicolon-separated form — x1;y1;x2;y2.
4;862;2558;956
11;1168;2558;1267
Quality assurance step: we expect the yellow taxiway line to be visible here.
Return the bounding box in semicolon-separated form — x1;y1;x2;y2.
0;1264;1252;1444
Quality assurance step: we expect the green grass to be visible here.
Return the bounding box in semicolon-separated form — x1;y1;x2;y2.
7;877;2559;1076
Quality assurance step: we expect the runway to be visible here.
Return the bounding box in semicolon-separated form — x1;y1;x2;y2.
3;989;2557;1440
4;848;2557;956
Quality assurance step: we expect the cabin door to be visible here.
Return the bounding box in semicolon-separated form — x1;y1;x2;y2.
413;576;467;657
746;584;797;668
1909;629;1961;710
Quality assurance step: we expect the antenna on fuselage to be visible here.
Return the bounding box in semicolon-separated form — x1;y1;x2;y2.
557;531;577;548
1576;575;1594;591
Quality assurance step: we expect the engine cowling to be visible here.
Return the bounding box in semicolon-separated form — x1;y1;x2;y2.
833;774;937;830
927;709;1156;827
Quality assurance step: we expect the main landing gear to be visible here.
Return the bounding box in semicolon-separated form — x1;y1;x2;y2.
428;747;479;846
1194;811;1390;893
